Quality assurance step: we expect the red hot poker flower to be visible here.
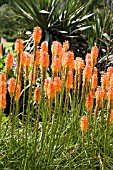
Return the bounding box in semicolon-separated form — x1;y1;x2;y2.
51;41;63;60
40;52;49;69
0;73;6;82
15;39;24;54
80;115;88;133
35;49;40;66
40;41;48;52
54;77;62;92
46;80;57;99
34;86;40;103
0;82;6;95
33;26;42;44
52;58;61;73
8;78;16;96
0;44;2;55
85;92;93;111
6;52;13;70
15;85;21;102
63;40;69;52
66;70;73;89
0;94;6;110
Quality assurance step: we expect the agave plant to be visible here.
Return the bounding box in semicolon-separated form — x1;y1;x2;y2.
9;0;94;57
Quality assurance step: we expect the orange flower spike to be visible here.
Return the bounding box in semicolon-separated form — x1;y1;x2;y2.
15;85;21;102
86;59;92;67
0;44;2;55
20;52;27;66
109;74;113;87
62;52;68;68
101;73;108;88
2;94;6;109
52;58;61;73
95;86;105;102
80;115;88;134
74;57;84;73
0;82;6;95
33;26;42;44
15;39;24;54
107;67;113;80
25;53;32;67
93;67;98;75
83;66;92;83
95;86;105;117
0;73;6;82
62;51;74;70
5;52;13;70
91;46;99;58
91;74;98;89
51;41;63;59
34;86;40;103
91;46;99;66
44;78;51;92
0;95;2;109
85;92;93;111
0;94;6;110
85;53;91;61
8;78;16;96
91;74;98;96
54;77;62;92
107;87;113;101
95;89;100;103
46;80;57;99
35;49;40;65
63;40;69;52
66;70;73;89
40;41;48;52
85;53;92;67
40;52;49;69
67;51;74;70
78;59;84;73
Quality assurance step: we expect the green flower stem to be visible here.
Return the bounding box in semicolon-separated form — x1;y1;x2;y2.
103;100;111;169
32;102;39;169
46;82;65;163
4;96;13;136
82;132;84;169
10;51;21;140
101;99;105;128
36;87;46;165
0;109;3;136
22;71;27;137
15;101;19;142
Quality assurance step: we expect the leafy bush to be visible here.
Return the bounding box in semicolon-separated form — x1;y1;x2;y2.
0;4;31;42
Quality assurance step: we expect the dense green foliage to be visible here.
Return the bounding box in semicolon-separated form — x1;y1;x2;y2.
0;0;9;6
0;4;31;42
